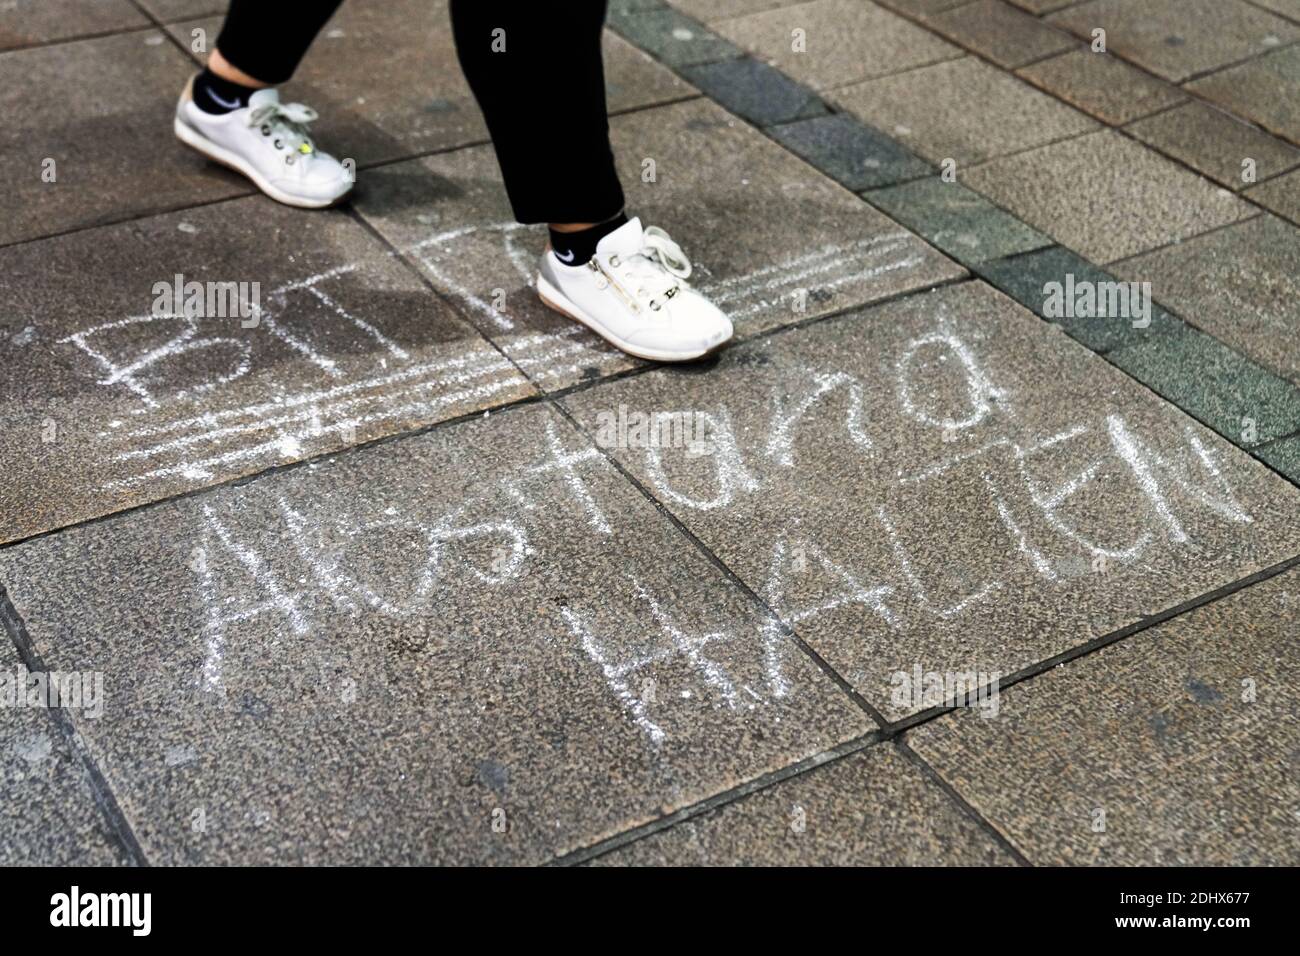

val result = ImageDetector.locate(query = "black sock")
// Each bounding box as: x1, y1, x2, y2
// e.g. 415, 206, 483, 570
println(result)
549, 213, 628, 266
192, 67, 260, 115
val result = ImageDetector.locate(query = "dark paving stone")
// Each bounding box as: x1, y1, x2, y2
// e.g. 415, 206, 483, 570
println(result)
1126, 101, 1300, 191
169, 2, 696, 169
829, 56, 1097, 166
965, 129, 1254, 263
1108, 327, 1300, 448
137, 0, 224, 21
593, 743, 1015, 864
1114, 216, 1300, 385
0, 402, 870, 864
355, 98, 962, 391
1256, 434, 1300, 484
711, 0, 963, 90
910, 566, 1300, 864
0, 0, 147, 51
561, 281, 1300, 719
922, 0, 1076, 69
769, 113, 933, 191
609, 7, 743, 67
865, 178, 1053, 266
681, 56, 825, 126
1004, 0, 1075, 12
875, 0, 977, 16
1187, 45, 1300, 146
1016, 49, 1186, 126
0, 30, 250, 247
670, 0, 789, 20
974, 246, 1186, 351
0, 635, 129, 865
1049, 0, 1299, 84
1247, 168, 1300, 223
0, 199, 532, 544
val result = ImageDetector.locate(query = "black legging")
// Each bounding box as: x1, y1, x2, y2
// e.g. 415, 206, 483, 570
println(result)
216, 1, 625, 224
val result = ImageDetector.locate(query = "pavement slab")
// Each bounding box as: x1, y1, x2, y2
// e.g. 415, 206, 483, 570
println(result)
0, 198, 534, 544
711, 0, 964, 91
0, 0, 147, 51
680, 57, 826, 126
1004, 0, 1075, 12
964, 129, 1255, 263
354, 97, 963, 391
828, 56, 1098, 166
768, 113, 934, 191
909, 566, 1300, 865
1047, 0, 1300, 84
0, 30, 249, 248
919, 0, 1077, 70
137, 0, 224, 21
1125, 101, 1300, 191
1016, 50, 1187, 126
1246, 168, 1300, 223
1186, 45, 1300, 146
0, 402, 870, 864
1257, 436, 1300, 484
1113, 215, 1300, 386
0, 635, 129, 865
668, 0, 794, 21
593, 743, 1016, 864
561, 280, 1300, 720
610, 6, 744, 67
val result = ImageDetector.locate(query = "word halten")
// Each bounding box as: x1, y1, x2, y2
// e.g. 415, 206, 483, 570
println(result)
151, 272, 261, 325
889, 665, 1000, 717
0, 669, 103, 718
50, 886, 151, 937
1041, 273, 1152, 329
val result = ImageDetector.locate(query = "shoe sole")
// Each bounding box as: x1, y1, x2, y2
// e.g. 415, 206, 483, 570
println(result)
535, 274, 730, 363
174, 115, 353, 210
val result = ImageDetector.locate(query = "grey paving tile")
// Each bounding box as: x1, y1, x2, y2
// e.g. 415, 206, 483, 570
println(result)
1256, 434, 1300, 484
1016, 49, 1187, 125
0, 636, 129, 865
593, 743, 1015, 864
0, 199, 533, 545
1126, 101, 1300, 191
964, 129, 1255, 263
828, 56, 1098, 166
1004, 0, 1075, 12
354, 98, 963, 390
1186, 45, 1300, 146
0, 30, 250, 247
974, 246, 1186, 352
610, 6, 744, 66
1048, 0, 1299, 84
169, 4, 696, 168
137, 0, 224, 21
0, 402, 870, 864
769, 113, 933, 191
0, 0, 147, 50
1114, 215, 1300, 386
1247, 167, 1300, 223
921, 0, 1077, 69
680, 56, 825, 126
712, 0, 964, 90
561, 280, 1300, 720
910, 566, 1300, 865
669, 0, 792, 21
875, 0, 975, 15
1251, 0, 1300, 21
1108, 327, 1300, 447
864, 178, 1053, 266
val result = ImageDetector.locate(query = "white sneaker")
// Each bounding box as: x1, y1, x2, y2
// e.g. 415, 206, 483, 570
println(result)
174, 77, 353, 209
536, 217, 734, 362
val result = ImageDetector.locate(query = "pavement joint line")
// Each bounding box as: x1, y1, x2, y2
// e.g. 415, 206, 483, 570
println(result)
0, 583, 150, 867
1243, 0, 1300, 26
1101, 210, 1266, 269
0, 23, 159, 56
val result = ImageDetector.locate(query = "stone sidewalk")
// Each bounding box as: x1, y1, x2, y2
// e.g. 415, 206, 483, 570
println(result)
1, 0, 1298, 865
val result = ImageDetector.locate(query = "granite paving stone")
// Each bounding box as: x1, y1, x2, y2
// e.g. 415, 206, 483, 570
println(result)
1256, 435, 1300, 484
561, 280, 1300, 719
1107, 327, 1300, 447
874, 0, 977, 17
136, 0, 225, 21
1252, 0, 1300, 22
680, 56, 826, 126
593, 743, 1015, 864
1047, 0, 1300, 84
768, 113, 934, 191
1246, 168, 1300, 223
0, 30, 250, 247
1016, 50, 1186, 126
964, 129, 1255, 262
354, 98, 963, 390
1003, 0, 1075, 13
1126, 101, 1300, 191
0, 635, 129, 865
864, 178, 1053, 266
909, 567, 1300, 865
711, 0, 964, 90
974, 245, 1186, 352
668, 0, 793, 21
1113, 215, 1300, 385
1186, 45, 1300, 146
828, 56, 1098, 166
0, 198, 533, 544
609, 6, 744, 67
0, 0, 147, 51
920, 0, 1077, 70
0, 402, 870, 864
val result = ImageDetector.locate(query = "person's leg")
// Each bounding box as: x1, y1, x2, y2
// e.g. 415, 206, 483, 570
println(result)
212, 1, 345, 88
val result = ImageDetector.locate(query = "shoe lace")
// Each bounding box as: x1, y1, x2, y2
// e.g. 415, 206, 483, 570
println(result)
608, 227, 693, 311
247, 101, 319, 162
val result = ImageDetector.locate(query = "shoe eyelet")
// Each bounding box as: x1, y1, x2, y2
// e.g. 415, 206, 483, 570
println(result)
609, 255, 620, 267
649, 301, 662, 312
274, 139, 283, 149
285, 154, 296, 165
261, 125, 271, 136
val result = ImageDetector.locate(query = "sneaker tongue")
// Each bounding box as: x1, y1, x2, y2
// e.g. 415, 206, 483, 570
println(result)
248, 88, 281, 109
595, 216, 643, 259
